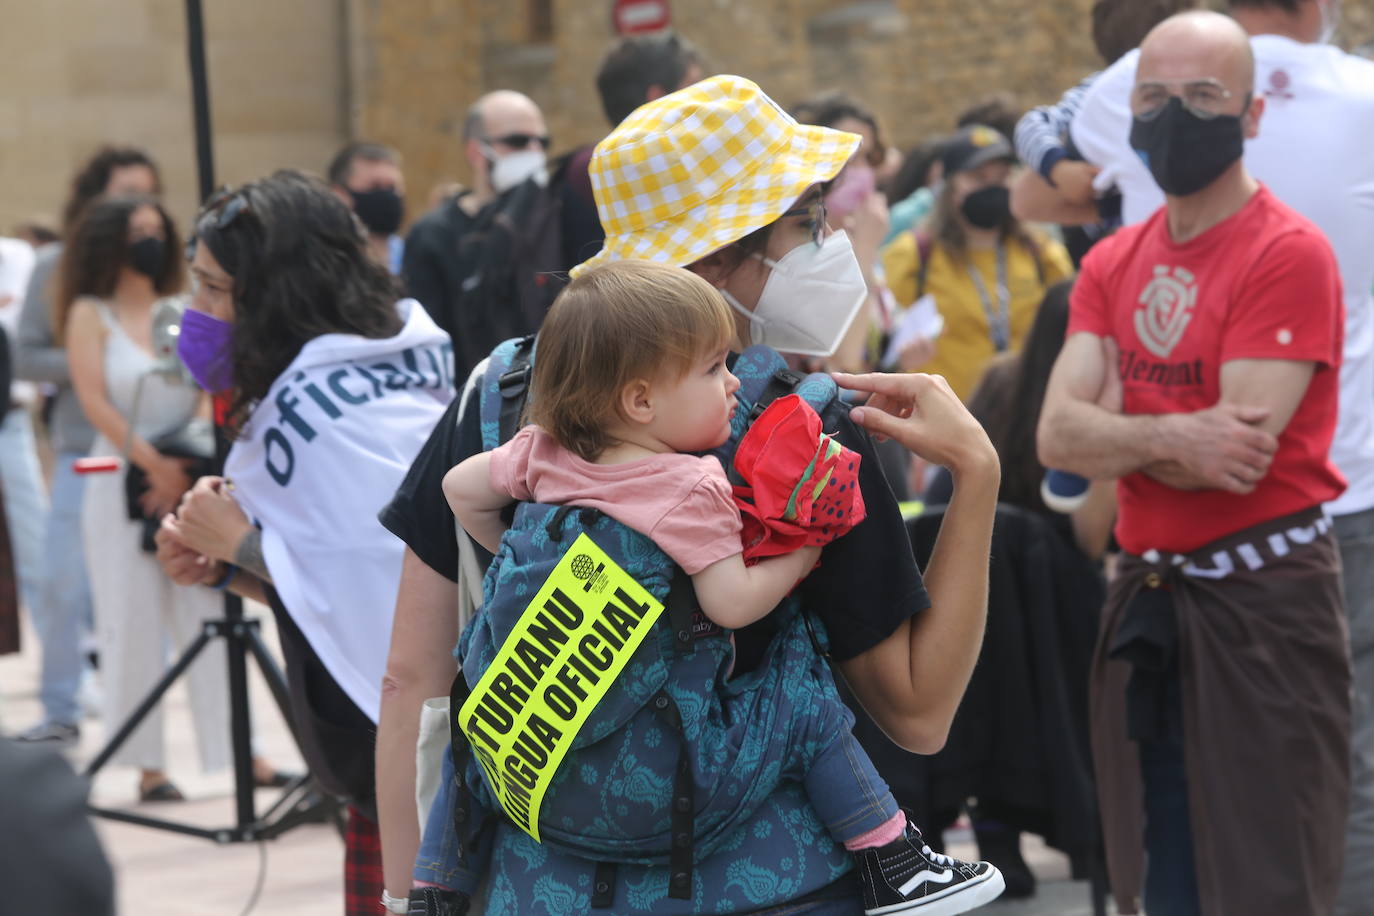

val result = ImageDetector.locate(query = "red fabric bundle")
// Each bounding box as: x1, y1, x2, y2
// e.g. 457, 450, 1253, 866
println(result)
731, 394, 866, 564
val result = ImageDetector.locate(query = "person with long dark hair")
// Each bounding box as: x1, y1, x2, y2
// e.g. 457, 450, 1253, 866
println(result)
155, 170, 452, 915
59, 195, 233, 802
9, 147, 160, 747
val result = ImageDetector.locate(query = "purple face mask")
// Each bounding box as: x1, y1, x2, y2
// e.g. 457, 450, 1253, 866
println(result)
177, 307, 235, 393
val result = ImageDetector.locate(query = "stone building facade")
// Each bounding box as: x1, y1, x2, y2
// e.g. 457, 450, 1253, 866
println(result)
351, 0, 1374, 208
1, 0, 1372, 233
0, 0, 348, 234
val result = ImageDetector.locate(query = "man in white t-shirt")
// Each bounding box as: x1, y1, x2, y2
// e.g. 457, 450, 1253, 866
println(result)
1044, 1, 1374, 910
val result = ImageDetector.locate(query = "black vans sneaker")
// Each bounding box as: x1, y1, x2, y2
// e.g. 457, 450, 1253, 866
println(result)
857, 821, 1005, 915
407, 887, 468, 916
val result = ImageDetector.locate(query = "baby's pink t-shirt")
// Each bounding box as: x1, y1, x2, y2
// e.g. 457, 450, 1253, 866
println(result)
488, 426, 744, 575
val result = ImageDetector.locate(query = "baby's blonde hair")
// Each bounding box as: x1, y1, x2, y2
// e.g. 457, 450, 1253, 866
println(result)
528, 260, 736, 461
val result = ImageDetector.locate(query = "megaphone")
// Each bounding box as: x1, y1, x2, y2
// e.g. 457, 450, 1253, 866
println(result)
150, 294, 197, 386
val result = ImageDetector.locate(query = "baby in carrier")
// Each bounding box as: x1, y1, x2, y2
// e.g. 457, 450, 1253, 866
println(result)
444, 260, 1004, 915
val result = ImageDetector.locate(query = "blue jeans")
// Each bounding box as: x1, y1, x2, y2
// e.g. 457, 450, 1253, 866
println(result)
1138, 671, 1201, 916
415, 749, 473, 889
805, 730, 900, 844
0, 409, 48, 617
1334, 506, 1374, 915
30, 453, 92, 726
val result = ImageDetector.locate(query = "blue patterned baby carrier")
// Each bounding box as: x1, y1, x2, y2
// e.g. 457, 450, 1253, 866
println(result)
445, 335, 853, 905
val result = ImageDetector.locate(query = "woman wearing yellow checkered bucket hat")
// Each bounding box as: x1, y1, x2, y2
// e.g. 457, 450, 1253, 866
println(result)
379, 75, 1002, 916
575, 75, 870, 359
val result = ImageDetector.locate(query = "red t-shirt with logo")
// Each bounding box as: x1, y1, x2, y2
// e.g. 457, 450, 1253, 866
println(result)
1067, 186, 1345, 555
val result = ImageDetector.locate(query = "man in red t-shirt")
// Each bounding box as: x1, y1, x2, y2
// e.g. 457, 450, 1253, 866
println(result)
1038, 11, 1352, 916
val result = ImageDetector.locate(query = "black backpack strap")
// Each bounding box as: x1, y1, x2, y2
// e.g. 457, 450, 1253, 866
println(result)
496, 334, 536, 445
544, 505, 604, 543
448, 673, 473, 845
726, 367, 805, 488
650, 689, 695, 900
447, 671, 494, 865
749, 367, 805, 424
590, 861, 617, 909
665, 566, 698, 656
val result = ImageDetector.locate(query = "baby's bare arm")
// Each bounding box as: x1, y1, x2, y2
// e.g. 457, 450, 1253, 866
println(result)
691, 545, 822, 629
442, 453, 512, 554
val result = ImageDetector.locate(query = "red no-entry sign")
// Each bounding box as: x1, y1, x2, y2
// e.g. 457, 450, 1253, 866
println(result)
612, 0, 671, 35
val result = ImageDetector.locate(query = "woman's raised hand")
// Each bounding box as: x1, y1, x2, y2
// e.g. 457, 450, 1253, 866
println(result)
833, 371, 999, 480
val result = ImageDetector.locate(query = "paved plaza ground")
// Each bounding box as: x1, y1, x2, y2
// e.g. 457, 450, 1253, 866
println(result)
1, 608, 1113, 915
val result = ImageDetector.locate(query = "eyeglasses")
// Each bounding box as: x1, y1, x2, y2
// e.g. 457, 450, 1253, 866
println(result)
485, 133, 552, 151
782, 196, 828, 247
1133, 78, 1241, 121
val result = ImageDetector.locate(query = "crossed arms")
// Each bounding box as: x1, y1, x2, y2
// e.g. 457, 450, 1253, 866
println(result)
1037, 331, 1314, 492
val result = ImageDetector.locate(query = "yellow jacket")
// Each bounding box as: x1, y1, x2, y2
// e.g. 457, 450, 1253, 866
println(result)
881, 231, 1073, 401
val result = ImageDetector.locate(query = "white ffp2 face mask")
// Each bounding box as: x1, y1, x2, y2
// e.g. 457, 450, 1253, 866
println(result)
486, 148, 548, 194
721, 230, 869, 358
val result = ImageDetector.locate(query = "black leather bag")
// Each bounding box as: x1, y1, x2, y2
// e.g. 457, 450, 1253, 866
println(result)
123, 420, 216, 552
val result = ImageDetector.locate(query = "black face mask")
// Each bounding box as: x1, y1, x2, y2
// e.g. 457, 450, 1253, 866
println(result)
350, 187, 405, 236
1129, 96, 1247, 197
960, 185, 1011, 230
128, 237, 165, 280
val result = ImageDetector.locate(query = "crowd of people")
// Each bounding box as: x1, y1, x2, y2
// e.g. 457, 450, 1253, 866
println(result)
1, 0, 1372, 914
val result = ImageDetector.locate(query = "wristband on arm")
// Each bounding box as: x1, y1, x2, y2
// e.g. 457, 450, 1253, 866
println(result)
208, 563, 238, 591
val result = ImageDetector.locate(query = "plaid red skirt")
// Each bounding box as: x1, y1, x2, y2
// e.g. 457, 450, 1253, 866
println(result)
344, 806, 384, 916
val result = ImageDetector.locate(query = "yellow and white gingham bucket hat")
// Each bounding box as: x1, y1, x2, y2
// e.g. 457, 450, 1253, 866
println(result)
572, 74, 861, 277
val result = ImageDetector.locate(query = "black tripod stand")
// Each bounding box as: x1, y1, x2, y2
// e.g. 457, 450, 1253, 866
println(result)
82, 592, 341, 841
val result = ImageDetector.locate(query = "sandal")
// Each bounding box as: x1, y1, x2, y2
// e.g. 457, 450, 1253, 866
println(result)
139, 780, 186, 803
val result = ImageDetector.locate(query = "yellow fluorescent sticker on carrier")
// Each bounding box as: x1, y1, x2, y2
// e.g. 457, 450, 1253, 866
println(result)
458, 532, 665, 841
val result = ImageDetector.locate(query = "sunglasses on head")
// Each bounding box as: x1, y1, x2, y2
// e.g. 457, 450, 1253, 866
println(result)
486, 133, 551, 151
200, 187, 252, 230
186, 188, 252, 261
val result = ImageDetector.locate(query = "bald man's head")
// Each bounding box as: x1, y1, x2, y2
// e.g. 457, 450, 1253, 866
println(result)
463, 90, 547, 145
462, 90, 550, 200
1129, 10, 1265, 198
1137, 11, 1256, 101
